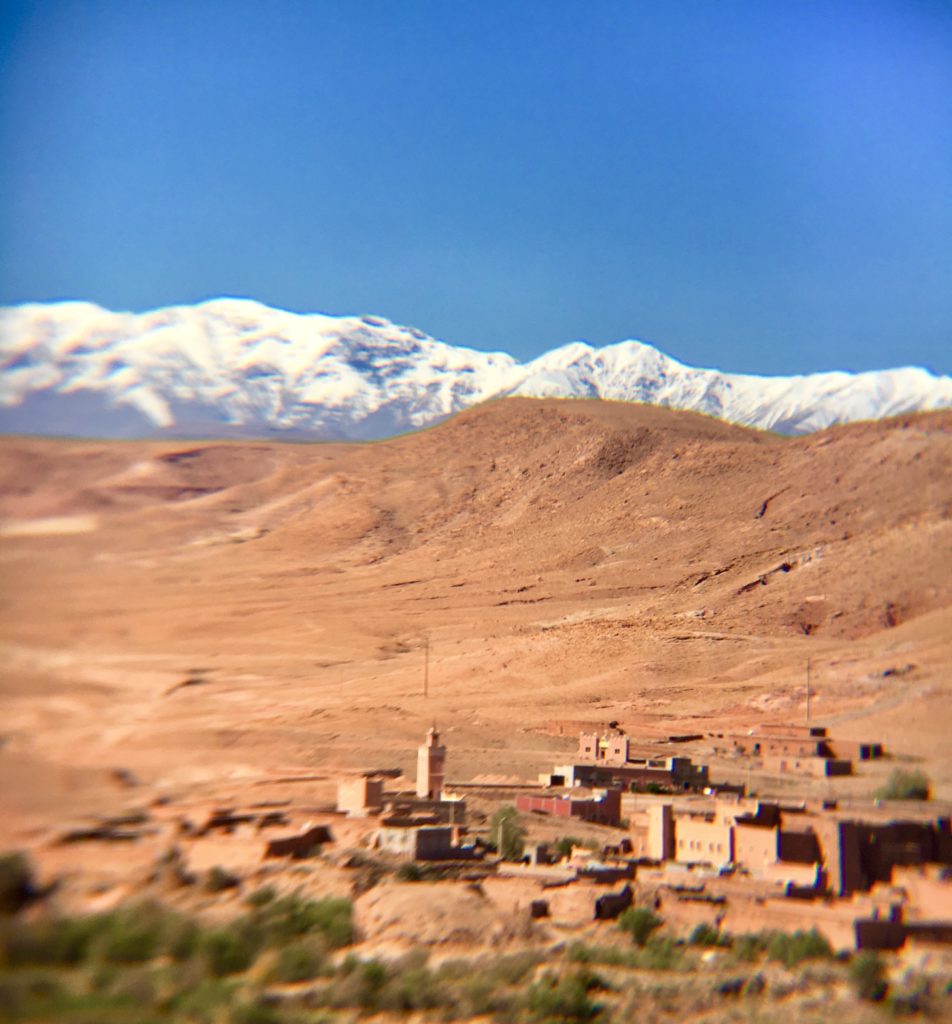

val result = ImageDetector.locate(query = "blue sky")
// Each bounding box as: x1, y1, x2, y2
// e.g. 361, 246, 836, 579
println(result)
1, 0, 950, 374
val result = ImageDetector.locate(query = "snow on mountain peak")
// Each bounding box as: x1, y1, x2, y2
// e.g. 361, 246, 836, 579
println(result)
1, 298, 949, 440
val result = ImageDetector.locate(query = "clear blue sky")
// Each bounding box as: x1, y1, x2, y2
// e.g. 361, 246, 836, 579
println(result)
1, 0, 950, 374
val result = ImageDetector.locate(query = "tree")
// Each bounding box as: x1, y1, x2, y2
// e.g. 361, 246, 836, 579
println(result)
0, 853, 35, 915
875, 769, 930, 801
553, 836, 582, 860
491, 805, 526, 861
617, 907, 663, 947
850, 951, 888, 1002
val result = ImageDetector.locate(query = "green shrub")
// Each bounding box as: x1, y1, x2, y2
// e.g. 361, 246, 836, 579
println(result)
567, 943, 639, 968
729, 933, 769, 963
526, 970, 604, 1022
245, 886, 277, 908
491, 805, 527, 861
876, 769, 930, 801
639, 935, 684, 971
567, 940, 684, 971
200, 929, 259, 977
205, 866, 241, 892
98, 908, 164, 964
553, 837, 582, 860
166, 916, 200, 962
168, 977, 240, 1019
688, 922, 725, 947
268, 941, 323, 983
850, 951, 888, 1002
230, 998, 282, 1024
378, 965, 445, 1012
396, 862, 424, 882
2, 915, 102, 966
483, 950, 545, 985
766, 928, 833, 968
618, 906, 663, 946
325, 956, 390, 1010
0, 852, 35, 915
252, 894, 353, 948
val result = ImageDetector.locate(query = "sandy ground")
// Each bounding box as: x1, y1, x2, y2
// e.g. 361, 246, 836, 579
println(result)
0, 399, 950, 853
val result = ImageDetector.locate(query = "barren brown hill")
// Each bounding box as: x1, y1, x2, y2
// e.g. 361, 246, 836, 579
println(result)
1, 398, 950, 836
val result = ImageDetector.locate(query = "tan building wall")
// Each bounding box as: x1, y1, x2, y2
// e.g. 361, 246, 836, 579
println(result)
376, 824, 454, 860
890, 865, 952, 920
338, 777, 384, 818
647, 803, 674, 861
734, 823, 778, 874
416, 728, 446, 799
675, 819, 734, 865
579, 731, 629, 764
720, 896, 858, 951
762, 754, 851, 777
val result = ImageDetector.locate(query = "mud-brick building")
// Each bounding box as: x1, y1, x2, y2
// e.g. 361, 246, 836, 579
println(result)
516, 788, 622, 826
338, 775, 386, 818
713, 724, 882, 777
374, 817, 473, 860
805, 813, 952, 896
544, 729, 709, 792
626, 795, 951, 900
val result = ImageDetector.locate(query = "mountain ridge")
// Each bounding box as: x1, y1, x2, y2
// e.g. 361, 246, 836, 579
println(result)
2, 297, 950, 439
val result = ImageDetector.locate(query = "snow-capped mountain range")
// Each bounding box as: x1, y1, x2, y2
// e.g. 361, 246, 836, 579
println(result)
1, 298, 950, 439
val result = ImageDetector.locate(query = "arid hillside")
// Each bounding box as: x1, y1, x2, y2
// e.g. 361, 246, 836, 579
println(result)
1, 398, 951, 832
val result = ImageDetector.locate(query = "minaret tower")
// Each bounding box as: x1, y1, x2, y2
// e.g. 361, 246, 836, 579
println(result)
416, 725, 446, 799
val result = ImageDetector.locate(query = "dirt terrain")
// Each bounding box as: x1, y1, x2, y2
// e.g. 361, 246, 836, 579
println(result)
1, 398, 950, 841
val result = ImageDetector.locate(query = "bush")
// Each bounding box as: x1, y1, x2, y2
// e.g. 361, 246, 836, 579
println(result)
252, 894, 353, 948
567, 943, 640, 968
850, 950, 888, 1002
2, 915, 102, 966
0, 853, 35, 915
168, 977, 240, 1019
396, 863, 424, 882
729, 933, 769, 963
245, 886, 277, 907
378, 964, 444, 1012
639, 935, 683, 971
205, 866, 241, 892
553, 837, 582, 860
268, 941, 323, 983
230, 998, 282, 1024
526, 970, 604, 1022
200, 929, 259, 977
876, 769, 930, 801
325, 956, 390, 1010
688, 922, 725, 947
618, 906, 663, 947
766, 928, 833, 968
491, 806, 527, 861
166, 916, 200, 962
98, 908, 165, 964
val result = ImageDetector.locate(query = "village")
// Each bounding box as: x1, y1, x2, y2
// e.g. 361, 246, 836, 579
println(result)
29, 716, 952, 959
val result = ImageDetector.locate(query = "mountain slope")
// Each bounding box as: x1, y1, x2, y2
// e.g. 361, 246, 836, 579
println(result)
1, 402, 951, 811
2, 298, 950, 438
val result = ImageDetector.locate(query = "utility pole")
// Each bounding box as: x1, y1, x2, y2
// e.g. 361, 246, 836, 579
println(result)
806, 658, 812, 723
